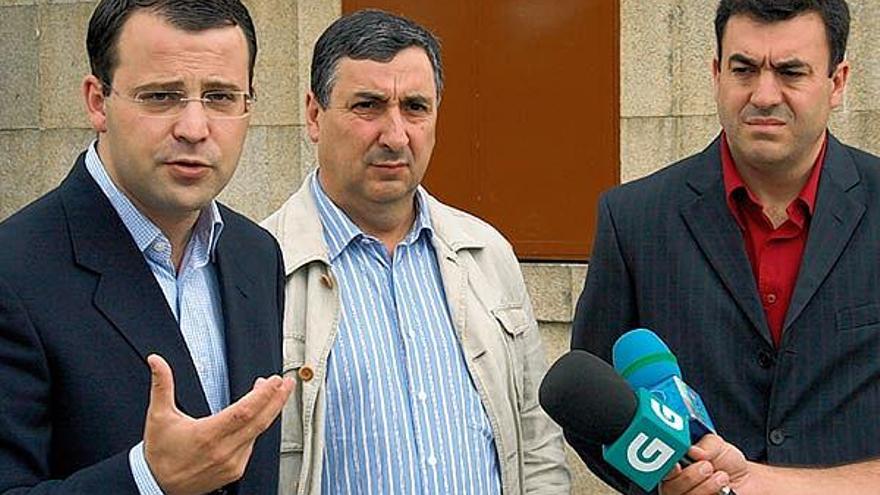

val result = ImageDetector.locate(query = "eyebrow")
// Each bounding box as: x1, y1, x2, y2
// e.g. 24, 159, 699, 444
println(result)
352, 91, 388, 102
131, 79, 244, 93
771, 59, 811, 72
728, 53, 811, 72
728, 53, 759, 67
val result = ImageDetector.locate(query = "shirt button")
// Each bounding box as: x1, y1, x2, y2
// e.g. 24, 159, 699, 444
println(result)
766, 293, 777, 304
298, 366, 314, 382
757, 351, 775, 369
769, 428, 786, 446
417, 391, 427, 401
427, 455, 437, 466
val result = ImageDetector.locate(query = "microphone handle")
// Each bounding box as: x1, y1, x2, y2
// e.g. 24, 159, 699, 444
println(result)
678, 455, 738, 495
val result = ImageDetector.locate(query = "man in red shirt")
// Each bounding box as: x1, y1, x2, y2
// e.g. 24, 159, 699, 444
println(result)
567, 1, 880, 494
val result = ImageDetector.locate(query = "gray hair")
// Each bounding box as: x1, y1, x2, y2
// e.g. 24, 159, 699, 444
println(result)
310, 9, 444, 108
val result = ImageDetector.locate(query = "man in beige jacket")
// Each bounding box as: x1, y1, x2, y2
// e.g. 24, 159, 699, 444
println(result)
262, 9, 569, 495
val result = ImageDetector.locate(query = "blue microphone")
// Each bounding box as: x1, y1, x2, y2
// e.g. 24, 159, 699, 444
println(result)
539, 350, 734, 494
613, 328, 716, 441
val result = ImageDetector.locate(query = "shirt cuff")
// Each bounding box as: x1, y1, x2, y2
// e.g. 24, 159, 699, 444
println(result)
129, 441, 165, 495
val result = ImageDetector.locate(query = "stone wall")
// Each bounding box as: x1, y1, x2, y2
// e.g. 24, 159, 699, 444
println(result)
2, 1, 879, 493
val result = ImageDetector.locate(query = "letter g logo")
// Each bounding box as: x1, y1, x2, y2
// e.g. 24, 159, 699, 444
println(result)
626, 433, 676, 473
650, 397, 685, 431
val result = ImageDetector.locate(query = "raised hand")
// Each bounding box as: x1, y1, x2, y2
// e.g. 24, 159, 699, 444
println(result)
142, 354, 294, 495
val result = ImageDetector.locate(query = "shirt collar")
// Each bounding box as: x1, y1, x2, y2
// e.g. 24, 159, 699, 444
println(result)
84, 140, 224, 262
309, 169, 434, 262
721, 130, 826, 224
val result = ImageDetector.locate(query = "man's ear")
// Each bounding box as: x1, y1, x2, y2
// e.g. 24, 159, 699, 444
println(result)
712, 58, 721, 101
829, 60, 850, 109
83, 75, 108, 133
305, 92, 322, 144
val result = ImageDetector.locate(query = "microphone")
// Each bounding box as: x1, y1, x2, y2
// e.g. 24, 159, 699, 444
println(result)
613, 328, 716, 440
539, 350, 735, 494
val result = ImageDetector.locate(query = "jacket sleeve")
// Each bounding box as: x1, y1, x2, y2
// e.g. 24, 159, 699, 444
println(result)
569, 194, 653, 495
518, 292, 572, 494
0, 276, 138, 494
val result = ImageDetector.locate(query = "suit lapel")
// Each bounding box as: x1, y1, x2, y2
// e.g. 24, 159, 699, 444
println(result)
679, 140, 773, 345
62, 156, 211, 418
214, 226, 259, 402
784, 136, 864, 333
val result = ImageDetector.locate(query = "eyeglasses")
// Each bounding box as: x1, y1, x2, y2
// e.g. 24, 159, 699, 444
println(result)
104, 85, 255, 119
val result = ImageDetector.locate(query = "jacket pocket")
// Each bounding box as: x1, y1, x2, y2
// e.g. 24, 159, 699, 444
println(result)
491, 304, 530, 408
836, 303, 880, 332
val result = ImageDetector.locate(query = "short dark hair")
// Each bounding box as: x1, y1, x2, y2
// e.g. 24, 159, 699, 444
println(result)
310, 9, 444, 108
87, 0, 258, 93
715, 0, 850, 76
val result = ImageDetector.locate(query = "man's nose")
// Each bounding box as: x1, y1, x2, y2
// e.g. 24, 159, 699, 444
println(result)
378, 107, 409, 151
750, 70, 784, 109
171, 100, 210, 143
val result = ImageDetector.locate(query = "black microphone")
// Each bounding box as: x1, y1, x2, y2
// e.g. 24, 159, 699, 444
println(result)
539, 350, 735, 494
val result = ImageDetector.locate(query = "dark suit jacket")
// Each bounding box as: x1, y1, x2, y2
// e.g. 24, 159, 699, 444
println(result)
0, 153, 285, 494
570, 134, 880, 493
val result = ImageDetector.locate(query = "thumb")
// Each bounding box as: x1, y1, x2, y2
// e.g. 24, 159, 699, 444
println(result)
147, 354, 177, 415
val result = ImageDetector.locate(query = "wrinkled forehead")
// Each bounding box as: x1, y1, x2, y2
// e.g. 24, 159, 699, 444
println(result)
331, 47, 437, 101
720, 12, 831, 67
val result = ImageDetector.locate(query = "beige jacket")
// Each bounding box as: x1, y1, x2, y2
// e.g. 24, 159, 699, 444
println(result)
262, 177, 570, 495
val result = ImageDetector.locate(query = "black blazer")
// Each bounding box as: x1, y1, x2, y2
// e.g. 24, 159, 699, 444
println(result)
570, 134, 880, 493
0, 153, 285, 494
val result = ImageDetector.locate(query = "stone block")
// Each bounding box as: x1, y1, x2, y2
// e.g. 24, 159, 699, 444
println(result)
620, 116, 677, 183
620, 0, 676, 118
220, 124, 302, 222
523, 264, 573, 323
246, 0, 299, 127
844, 2, 880, 113
295, 0, 341, 110
674, 114, 721, 159
538, 321, 570, 364
0, 128, 92, 221
672, 0, 716, 116
0, 5, 39, 130
570, 264, 588, 317
830, 110, 880, 157
38, 2, 93, 129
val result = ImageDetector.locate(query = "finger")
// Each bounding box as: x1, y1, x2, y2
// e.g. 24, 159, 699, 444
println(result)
147, 354, 178, 415
208, 375, 294, 441
689, 433, 725, 461
661, 460, 714, 495
687, 471, 731, 495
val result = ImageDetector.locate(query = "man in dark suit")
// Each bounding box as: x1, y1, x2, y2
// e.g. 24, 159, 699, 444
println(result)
570, 1, 880, 494
0, 1, 292, 493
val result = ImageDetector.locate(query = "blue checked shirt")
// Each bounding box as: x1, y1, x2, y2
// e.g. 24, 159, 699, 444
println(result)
312, 173, 502, 495
84, 142, 228, 494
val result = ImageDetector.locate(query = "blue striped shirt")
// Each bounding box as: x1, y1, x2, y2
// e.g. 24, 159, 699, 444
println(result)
84, 142, 229, 494
311, 172, 502, 495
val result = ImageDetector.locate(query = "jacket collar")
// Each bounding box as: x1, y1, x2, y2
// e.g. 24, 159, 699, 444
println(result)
60, 154, 212, 417
681, 132, 864, 345
269, 169, 485, 275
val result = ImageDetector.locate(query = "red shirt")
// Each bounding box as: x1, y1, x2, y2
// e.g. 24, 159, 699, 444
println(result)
721, 132, 827, 347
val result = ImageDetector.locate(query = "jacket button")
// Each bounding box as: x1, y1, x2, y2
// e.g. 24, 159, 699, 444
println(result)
320, 272, 334, 289
769, 428, 786, 446
757, 351, 775, 369
298, 366, 314, 382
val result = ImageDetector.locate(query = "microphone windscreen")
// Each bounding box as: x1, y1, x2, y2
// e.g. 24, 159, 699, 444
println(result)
613, 328, 681, 389
539, 350, 638, 445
